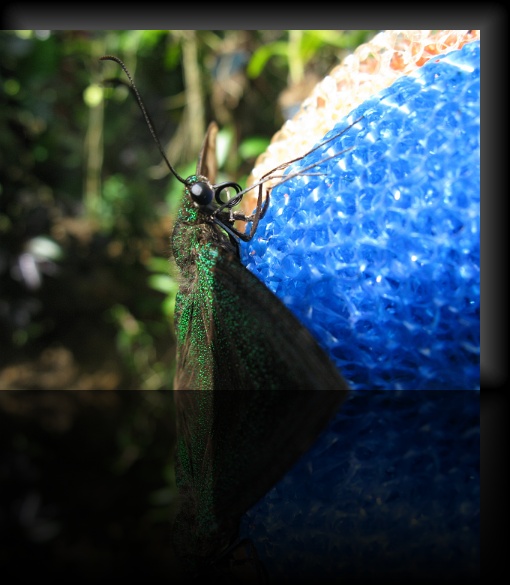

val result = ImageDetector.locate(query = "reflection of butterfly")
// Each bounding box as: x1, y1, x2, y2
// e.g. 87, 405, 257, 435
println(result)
100, 55, 350, 580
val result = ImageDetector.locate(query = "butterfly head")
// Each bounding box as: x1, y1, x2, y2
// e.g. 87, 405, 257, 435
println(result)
185, 175, 215, 207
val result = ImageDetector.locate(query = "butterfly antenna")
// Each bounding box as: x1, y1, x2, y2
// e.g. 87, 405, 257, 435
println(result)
100, 55, 187, 185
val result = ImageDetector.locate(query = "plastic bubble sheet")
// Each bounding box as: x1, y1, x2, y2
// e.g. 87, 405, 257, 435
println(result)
241, 40, 480, 390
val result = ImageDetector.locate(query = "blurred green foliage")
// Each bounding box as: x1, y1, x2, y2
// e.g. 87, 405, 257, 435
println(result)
0, 30, 376, 389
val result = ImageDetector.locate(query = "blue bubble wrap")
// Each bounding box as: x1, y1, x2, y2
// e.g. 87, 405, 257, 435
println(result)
238, 41, 480, 582
240, 390, 479, 582
241, 41, 480, 391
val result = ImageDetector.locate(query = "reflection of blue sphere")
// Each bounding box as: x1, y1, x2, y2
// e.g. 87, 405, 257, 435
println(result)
239, 40, 480, 582
241, 41, 480, 391
240, 390, 479, 582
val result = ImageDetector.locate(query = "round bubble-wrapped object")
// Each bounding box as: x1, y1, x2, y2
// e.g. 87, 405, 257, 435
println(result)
238, 38, 480, 583
241, 40, 480, 391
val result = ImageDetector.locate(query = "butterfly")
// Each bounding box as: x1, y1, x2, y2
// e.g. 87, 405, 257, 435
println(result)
100, 55, 350, 580
171, 119, 352, 392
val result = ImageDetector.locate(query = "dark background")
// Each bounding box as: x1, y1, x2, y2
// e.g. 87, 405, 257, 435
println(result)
0, 391, 181, 583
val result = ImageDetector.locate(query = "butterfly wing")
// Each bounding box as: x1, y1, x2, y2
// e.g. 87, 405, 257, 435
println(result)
196, 121, 218, 181
173, 244, 349, 391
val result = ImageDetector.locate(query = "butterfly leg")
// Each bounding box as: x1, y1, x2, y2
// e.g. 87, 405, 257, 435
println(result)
232, 183, 270, 242
211, 186, 269, 245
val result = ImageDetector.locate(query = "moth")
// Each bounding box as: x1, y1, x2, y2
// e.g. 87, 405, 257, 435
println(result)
171, 118, 352, 391
100, 55, 350, 579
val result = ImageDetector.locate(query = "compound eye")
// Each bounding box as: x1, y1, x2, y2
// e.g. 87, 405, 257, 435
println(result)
189, 181, 214, 206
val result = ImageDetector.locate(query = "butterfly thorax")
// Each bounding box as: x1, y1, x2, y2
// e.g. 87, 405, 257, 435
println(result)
172, 182, 237, 282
